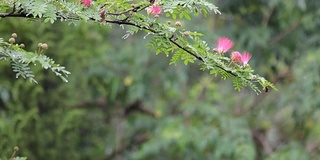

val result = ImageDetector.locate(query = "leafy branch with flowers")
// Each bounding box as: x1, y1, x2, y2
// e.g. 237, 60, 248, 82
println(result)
0, 0, 276, 94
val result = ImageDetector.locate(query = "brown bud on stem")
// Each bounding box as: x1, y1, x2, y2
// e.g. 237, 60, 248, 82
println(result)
11, 33, 17, 38
175, 21, 182, 27
14, 146, 19, 152
183, 31, 190, 36
9, 37, 15, 44
41, 43, 48, 50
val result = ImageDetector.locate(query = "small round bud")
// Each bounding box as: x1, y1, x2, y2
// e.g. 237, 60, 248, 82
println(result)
41, 43, 48, 50
167, 21, 171, 25
14, 146, 19, 152
175, 21, 182, 27
11, 33, 17, 38
183, 31, 190, 36
123, 76, 133, 87
9, 37, 15, 44
154, 14, 159, 19
19, 43, 25, 48
150, 0, 155, 4
38, 43, 43, 48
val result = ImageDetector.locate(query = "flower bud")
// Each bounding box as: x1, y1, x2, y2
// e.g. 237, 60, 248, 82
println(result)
38, 43, 43, 48
175, 21, 182, 27
9, 37, 15, 44
183, 31, 190, 36
81, 0, 92, 8
154, 14, 159, 19
14, 146, 19, 152
41, 43, 48, 50
11, 33, 17, 38
19, 43, 25, 48
167, 21, 171, 25
100, 9, 106, 22
230, 51, 242, 63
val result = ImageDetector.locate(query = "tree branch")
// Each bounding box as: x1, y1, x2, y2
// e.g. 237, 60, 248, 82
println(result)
72, 98, 107, 109
261, 5, 275, 27
252, 130, 273, 156
168, 36, 203, 61
104, 133, 149, 160
269, 20, 301, 44
124, 100, 156, 117
0, 12, 32, 18
0, 4, 246, 81
103, 3, 149, 15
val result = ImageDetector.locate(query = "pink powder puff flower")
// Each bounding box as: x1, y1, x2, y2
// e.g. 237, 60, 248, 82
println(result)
81, 0, 92, 7
146, 5, 162, 15
241, 51, 252, 66
213, 37, 234, 54
231, 51, 242, 63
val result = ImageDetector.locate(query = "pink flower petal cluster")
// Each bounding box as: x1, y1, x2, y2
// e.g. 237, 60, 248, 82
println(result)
146, 5, 162, 15
100, 9, 106, 22
213, 37, 234, 54
81, 0, 92, 7
231, 51, 252, 66
241, 52, 252, 66
231, 51, 242, 63
212, 37, 253, 66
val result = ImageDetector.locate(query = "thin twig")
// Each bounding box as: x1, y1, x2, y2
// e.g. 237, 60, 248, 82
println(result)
269, 20, 301, 44
261, 5, 275, 27
0, 12, 32, 18
168, 36, 203, 61
124, 100, 156, 117
104, 134, 149, 160
104, 4, 148, 15
252, 130, 273, 156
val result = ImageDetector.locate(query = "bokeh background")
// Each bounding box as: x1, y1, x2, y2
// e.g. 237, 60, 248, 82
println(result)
1, 0, 320, 159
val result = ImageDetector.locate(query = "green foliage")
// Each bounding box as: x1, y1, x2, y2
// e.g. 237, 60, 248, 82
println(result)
0, 38, 70, 83
0, 146, 27, 160
0, 0, 275, 93
131, 97, 256, 160
2, 0, 320, 160
162, 0, 221, 18
266, 143, 310, 160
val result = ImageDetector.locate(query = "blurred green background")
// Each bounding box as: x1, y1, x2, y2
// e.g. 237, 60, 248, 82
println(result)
1, 0, 320, 159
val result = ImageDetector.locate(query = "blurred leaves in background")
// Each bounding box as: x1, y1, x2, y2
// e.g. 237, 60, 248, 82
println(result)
1, 0, 320, 159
